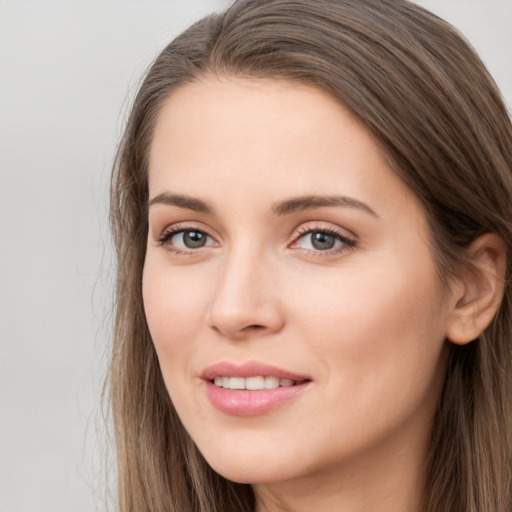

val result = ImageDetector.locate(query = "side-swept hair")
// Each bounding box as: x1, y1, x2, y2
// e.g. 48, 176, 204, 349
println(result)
109, 1, 512, 510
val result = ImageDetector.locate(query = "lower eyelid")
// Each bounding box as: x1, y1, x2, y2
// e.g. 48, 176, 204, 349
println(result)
292, 243, 354, 255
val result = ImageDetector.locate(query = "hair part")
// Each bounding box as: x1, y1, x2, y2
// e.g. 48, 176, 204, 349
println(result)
109, 1, 512, 510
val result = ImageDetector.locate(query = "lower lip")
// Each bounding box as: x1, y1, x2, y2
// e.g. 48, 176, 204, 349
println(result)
204, 380, 310, 416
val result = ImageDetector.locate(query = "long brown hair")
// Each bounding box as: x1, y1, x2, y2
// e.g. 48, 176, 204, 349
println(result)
109, 1, 512, 510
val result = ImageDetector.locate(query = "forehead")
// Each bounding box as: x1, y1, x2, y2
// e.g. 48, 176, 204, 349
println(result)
148, 77, 417, 220
149, 78, 352, 168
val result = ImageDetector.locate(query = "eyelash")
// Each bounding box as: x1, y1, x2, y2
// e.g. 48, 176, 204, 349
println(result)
156, 223, 356, 256
291, 225, 356, 256
156, 223, 215, 255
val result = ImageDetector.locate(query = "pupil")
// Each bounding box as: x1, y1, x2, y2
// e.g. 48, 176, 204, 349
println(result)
183, 231, 206, 248
311, 231, 335, 250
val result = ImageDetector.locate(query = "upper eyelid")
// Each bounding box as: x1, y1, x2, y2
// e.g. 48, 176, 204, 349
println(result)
292, 229, 355, 246
293, 222, 356, 240
156, 222, 216, 239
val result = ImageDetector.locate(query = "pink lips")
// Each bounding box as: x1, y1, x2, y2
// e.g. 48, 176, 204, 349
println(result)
201, 361, 311, 416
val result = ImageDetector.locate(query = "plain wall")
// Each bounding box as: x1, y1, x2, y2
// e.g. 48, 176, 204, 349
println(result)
0, 1, 510, 511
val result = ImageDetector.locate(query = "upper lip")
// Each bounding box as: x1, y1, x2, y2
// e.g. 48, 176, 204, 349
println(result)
201, 361, 311, 381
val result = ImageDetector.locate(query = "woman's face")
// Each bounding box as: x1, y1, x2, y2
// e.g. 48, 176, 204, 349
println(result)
143, 78, 453, 490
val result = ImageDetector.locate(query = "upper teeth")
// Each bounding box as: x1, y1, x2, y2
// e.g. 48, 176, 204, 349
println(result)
213, 376, 295, 390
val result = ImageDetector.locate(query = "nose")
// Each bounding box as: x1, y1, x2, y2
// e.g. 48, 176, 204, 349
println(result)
206, 249, 285, 340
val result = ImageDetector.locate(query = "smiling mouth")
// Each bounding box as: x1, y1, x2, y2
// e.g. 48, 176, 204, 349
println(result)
202, 362, 312, 414
212, 376, 307, 390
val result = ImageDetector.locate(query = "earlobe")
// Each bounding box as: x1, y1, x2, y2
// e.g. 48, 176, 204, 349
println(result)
446, 233, 507, 345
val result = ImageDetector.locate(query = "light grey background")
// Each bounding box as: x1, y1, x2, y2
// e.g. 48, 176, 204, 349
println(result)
0, 1, 510, 511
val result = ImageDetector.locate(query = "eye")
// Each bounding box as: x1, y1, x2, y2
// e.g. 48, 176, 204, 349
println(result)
291, 227, 356, 254
171, 230, 210, 249
299, 231, 340, 250
157, 226, 217, 252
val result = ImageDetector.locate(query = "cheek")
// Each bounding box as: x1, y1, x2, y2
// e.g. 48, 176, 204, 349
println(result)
290, 258, 448, 397
142, 260, 210, 366
142, 260, 214, 422
295, 258, 443, 332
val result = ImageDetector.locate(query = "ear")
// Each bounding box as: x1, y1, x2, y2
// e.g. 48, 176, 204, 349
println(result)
446, 233, 506, 345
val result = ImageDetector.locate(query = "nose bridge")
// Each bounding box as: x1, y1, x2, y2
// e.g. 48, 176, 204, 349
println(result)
207, 239, 283, 338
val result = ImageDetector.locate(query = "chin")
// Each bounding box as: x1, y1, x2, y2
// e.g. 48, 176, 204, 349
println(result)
196, 438, 305, 485
206, 457, 296, 485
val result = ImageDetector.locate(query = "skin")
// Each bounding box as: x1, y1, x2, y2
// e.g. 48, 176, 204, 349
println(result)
143, 77, 460, 512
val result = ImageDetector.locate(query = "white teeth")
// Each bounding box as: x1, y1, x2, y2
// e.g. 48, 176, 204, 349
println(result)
229, 377, 245, 390
264, 376, 279, 389
213, 375, 298, 390
246, 376, 265, 390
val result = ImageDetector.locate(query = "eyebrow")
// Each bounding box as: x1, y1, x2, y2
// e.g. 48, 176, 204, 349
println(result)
272, 195, 378, 217
147, 192, 378, 218
148, 193, 213, 213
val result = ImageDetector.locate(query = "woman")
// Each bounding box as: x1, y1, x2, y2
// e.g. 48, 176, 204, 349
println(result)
109, 0, 512, 510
